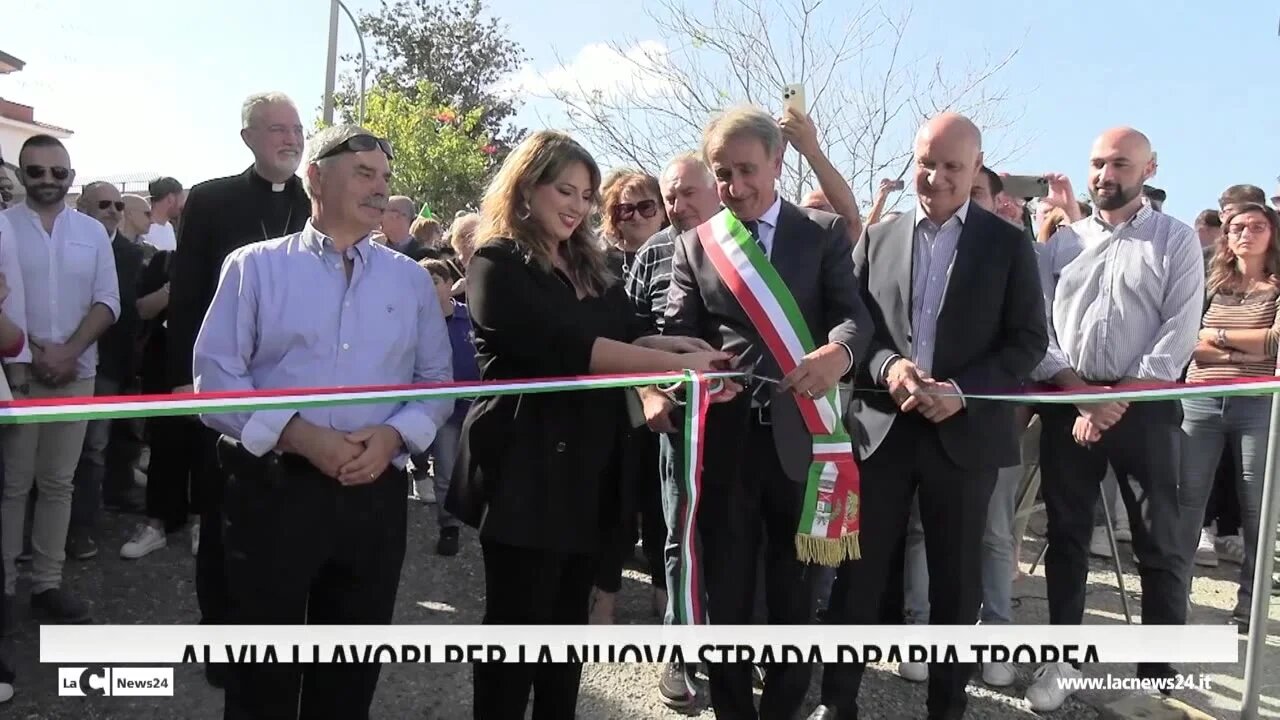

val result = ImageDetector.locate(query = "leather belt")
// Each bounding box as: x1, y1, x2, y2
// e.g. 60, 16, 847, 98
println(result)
752, 403, 772, 426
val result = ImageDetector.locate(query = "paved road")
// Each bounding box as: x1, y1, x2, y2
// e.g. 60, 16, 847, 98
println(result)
2, 502, 1276, 719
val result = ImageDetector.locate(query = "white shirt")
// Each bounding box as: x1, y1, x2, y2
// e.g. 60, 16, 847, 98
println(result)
1, 204, 121, 379
145, 221, 176, 251
0, 213, 30, 364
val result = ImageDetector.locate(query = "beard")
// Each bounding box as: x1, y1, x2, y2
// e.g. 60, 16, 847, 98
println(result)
1090, 181, 1140, 211
23, 183, 69, 208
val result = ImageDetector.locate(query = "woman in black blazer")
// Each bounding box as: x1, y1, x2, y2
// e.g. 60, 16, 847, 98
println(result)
446, 131, 737, 720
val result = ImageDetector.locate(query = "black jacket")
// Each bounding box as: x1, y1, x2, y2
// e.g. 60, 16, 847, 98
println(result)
167, 166, 309, 387
445, 239, 640, 555
847, 204, 1048, 469
96, 231, 146, 382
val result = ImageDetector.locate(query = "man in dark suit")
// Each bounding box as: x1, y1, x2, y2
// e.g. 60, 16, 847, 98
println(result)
664, 105, 872, 720
167, 91, 310, 686
809, 112, 1047, 720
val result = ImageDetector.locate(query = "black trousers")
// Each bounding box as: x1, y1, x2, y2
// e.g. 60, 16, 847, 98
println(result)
144, 417, 204, 532
474, 539, 594, 720
821, 413, 995, 720
701, 416, 816, 720
595, 428, 666, 593
1038, 401, 1187, 672
196, 426, 229, 626
218, 442, 407, 720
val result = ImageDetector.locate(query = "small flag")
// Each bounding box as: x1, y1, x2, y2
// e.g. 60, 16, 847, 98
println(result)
418, 203, 433, 219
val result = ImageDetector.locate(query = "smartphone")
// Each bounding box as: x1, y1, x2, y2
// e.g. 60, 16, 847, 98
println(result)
783, 83, 806, 115
1002, 175, 1049, 199
889, 179, 905, 192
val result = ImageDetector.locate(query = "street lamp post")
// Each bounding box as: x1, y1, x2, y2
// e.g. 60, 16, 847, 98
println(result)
321, 0, 368, 126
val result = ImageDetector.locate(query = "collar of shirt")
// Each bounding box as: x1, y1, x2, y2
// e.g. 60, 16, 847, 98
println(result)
1088, 202, 1154, 233
299, 221, 374, 264
12, 201, 70, 229
750, 194, 783, 255
913, 199, 970, 231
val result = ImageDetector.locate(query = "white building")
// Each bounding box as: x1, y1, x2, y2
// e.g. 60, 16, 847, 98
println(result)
0, 50, 74, 204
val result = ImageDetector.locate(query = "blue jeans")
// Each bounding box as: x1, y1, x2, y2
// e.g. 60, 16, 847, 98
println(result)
658, 433, 707, 625
903, 463, 1022, 625
429, 417, 463, 529
1179, 396, 1269, 616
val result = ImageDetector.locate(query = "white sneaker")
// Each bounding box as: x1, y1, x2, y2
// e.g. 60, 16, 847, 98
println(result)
982, 661, 1017, 687
1089, 527, 1113, 558
0, 681, 12, 703
1195, 528, 1219, 567
897, 662, 928, 682
120, 524, 167, 560
1216, 534, 1245, 565
190, 522, 201, 557
415, 479, 436, 504
1026, 662, 1082, 712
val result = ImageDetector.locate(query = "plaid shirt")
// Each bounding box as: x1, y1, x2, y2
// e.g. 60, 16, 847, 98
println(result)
624, 227, 677, 336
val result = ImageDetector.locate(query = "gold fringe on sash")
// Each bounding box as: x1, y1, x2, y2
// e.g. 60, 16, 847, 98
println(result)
794, 532, 860, 567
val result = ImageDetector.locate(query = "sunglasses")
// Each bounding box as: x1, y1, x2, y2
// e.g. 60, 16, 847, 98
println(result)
98, 200, 125, 212
316, 134, 395, 161
23, 165, 71, 181
612, 199, 659, 222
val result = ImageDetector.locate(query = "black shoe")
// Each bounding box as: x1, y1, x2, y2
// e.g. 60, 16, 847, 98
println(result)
658, 661, 697, 710
806, 705, 838, 720
66, 535, 98, 561
1137, 663, 1177, 695
204, 663, 225, 689
436, 527, 460, 556
30, 588, 92, 624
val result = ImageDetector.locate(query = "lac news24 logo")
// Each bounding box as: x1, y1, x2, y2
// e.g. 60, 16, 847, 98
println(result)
58, 666, 174, 697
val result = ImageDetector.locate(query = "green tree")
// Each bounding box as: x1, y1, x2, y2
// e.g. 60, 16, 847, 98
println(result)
341, 0, 526, 154
332, 80, 497, 219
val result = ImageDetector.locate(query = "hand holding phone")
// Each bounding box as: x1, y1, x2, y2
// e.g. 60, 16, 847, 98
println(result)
783, 84, 806, 115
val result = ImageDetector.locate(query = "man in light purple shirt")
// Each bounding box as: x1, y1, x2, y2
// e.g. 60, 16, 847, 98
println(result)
193, 124, 452, 719
1, 135, 119, 625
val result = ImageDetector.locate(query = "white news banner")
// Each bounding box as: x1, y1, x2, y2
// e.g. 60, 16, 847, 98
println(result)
42, 625, 1238, 666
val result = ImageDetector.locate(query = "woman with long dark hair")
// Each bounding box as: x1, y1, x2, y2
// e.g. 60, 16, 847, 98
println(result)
445, 130, 738, 719
1179, 202, 1280, 629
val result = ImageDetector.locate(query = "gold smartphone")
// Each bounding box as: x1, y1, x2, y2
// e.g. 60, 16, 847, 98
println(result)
783, 83, 806, 114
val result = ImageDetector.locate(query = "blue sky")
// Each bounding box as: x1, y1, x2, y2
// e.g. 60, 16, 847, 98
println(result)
3, 0, 1277, 221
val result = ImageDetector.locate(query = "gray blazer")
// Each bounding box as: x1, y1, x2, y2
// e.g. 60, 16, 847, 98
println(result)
664, 199, 873, 483
846, 205, 1048, 470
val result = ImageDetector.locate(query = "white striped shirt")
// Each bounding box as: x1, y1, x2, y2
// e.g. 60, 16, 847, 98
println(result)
1033, 204, 1204, 383
625, 227, 677, 334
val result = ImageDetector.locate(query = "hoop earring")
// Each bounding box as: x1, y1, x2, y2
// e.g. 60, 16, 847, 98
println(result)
516, 201, 531, 221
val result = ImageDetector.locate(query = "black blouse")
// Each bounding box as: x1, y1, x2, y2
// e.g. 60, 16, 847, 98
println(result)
446, 238, 641, 555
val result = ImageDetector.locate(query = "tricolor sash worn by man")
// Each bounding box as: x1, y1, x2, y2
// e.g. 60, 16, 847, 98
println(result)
664, 105, 872, 720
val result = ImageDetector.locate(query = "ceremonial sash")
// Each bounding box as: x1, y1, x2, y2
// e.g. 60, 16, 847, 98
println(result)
695, 209, 861, 566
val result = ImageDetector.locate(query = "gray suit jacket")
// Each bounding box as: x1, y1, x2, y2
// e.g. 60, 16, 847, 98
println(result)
846, 205, 1048, 469
664, 199, 873, 483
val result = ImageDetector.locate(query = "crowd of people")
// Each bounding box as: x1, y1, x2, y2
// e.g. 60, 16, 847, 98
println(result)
0, 86, 1276, 720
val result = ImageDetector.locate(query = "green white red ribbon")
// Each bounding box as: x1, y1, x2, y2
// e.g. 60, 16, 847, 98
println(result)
697, 209, 861, 567
673, 371, 709, 625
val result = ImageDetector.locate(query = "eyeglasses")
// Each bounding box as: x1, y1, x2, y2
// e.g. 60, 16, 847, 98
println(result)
1227, 222, 1271, 237
316, 134, 395, 161
612, 199, 659, 222
23, 165, 71, 181
97, 200, 125, 212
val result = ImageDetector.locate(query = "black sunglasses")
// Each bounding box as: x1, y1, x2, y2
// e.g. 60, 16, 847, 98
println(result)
613, 199, 659, 222
23, 165, 71, 181
98, 200, 124, 212
317, 134, 394, 161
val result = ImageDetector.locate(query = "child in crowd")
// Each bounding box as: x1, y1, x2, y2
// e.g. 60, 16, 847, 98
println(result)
419, 259, 480, 556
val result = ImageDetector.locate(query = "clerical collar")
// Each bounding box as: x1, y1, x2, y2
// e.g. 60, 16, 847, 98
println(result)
271, 182, 285, 192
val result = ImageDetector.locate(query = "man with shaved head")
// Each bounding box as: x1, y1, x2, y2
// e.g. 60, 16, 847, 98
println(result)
1025, 127, 1202, 711
810, 112, 1047, 720
70, 182, 147, 557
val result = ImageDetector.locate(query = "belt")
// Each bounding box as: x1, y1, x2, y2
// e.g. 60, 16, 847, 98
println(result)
751, 403, 772, 426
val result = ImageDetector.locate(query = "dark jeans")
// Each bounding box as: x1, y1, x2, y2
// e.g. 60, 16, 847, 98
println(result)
1039, 401, 1187, 675
821, 413, 995, 720
195, 427, 228, 626
1205, 448, 1241, 535
218, 441, 406, 720
70, 375, 140, 539
474, 539, 594, 719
